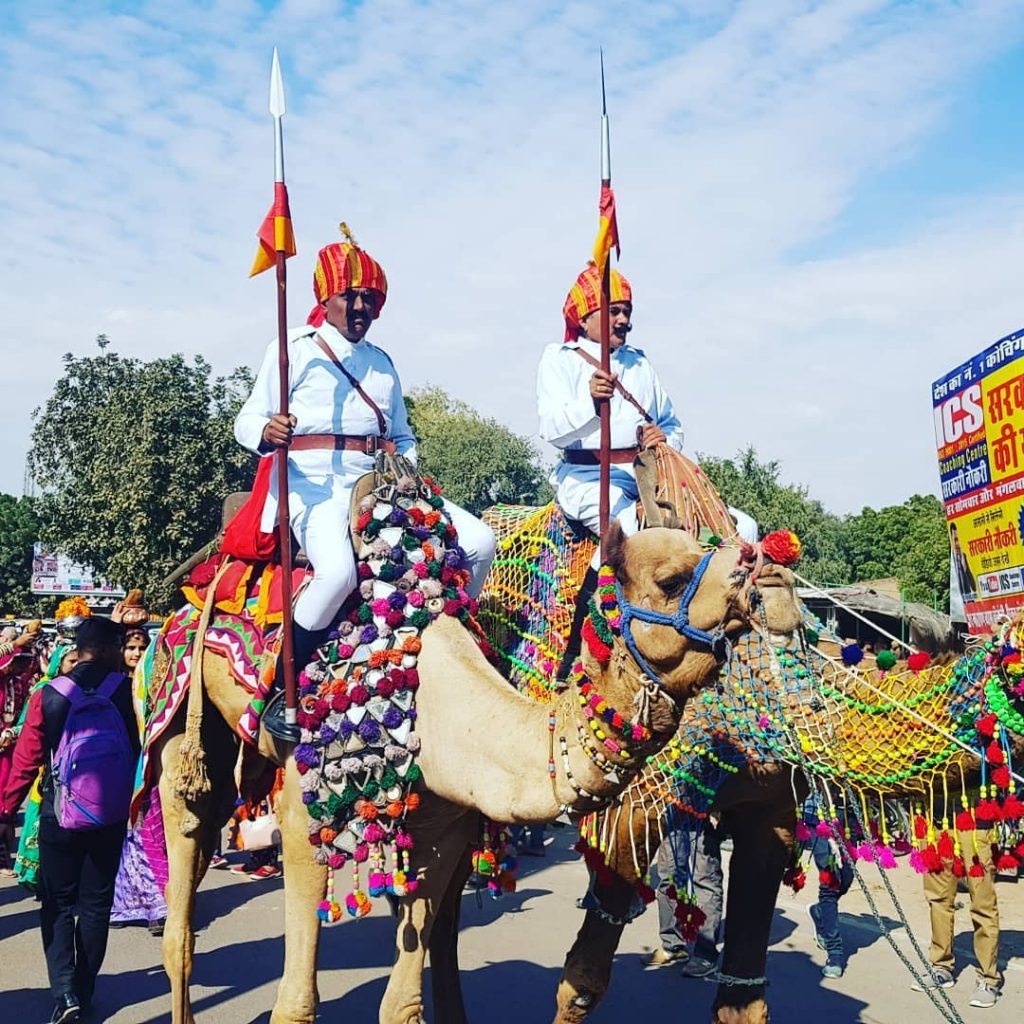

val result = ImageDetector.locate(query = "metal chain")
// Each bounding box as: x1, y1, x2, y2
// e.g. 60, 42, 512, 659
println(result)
706, 971, 768, 987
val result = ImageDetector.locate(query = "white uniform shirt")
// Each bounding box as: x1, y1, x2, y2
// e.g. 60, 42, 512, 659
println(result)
537, 338, 684, 522
235, 321, 417, 531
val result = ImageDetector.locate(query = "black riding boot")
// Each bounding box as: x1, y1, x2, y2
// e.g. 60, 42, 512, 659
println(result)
557, 566, 600, 682
263, 623, 328, 742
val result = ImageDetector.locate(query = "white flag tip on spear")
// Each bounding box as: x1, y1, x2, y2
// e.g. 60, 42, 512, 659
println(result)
269, 46, 286, 118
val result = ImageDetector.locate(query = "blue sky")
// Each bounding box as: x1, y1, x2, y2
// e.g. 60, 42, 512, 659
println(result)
2, 0, 1024, 515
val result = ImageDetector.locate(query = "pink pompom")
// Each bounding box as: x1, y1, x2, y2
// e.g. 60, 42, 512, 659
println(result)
877, 845, 897, 869
795, 822, 812, 842
909, 849, 927, 874
816, 820, 833, 838
353, 843, 370, 863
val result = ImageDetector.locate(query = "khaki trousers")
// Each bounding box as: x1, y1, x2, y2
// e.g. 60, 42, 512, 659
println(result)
922, 829, 1001, 986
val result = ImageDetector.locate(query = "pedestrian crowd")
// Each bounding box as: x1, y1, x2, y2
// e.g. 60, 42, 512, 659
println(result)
0, 606, 284, 1024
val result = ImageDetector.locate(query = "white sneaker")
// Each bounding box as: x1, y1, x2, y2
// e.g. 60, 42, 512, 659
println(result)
968, 982, 1000, 1008
911, 966, 954, 991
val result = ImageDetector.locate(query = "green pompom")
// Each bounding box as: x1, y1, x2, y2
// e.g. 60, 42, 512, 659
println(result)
876, 649, 897, 671
405, 763, 423, 783
804, 628, 819, 646
410, 609, 430, 629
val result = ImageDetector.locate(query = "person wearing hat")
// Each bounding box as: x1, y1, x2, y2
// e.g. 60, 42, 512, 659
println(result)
234, 233, 495, 737
0, 617, 138, 1024
538, 263, 686, 676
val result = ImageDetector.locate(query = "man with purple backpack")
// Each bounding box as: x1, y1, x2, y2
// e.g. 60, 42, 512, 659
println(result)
0, 617, 139, 1024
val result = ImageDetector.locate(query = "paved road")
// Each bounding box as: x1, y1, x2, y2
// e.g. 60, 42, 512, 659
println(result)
1, 828, 1021, 1023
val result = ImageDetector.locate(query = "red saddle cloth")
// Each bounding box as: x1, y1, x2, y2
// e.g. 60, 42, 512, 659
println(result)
221, 456, 278, 561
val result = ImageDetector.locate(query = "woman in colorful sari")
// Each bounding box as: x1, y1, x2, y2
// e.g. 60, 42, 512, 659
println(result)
111, 622, 169, 936
12, 640, 78, 890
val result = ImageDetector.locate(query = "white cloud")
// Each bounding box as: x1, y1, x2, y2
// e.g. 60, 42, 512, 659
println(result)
2, 0, 1024, 518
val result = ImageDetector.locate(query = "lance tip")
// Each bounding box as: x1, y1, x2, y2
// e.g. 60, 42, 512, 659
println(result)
269, 46, 286, 118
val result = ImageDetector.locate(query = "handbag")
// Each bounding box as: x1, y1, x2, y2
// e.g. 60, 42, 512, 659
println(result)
238, 809, 281, 851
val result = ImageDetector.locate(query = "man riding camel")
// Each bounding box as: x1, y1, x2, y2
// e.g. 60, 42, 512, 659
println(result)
235, 233, 496, 738
538, 262, 757, 678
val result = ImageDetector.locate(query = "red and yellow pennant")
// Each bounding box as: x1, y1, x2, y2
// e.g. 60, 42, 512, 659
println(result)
249, 181, 296, 276
592, 183, 620, 277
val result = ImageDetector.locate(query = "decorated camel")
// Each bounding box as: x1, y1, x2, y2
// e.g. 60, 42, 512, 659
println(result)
143, 461, 803, 1024
550, 623, 1024, 1024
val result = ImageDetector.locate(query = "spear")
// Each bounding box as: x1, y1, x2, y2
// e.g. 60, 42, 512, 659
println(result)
598, 49, 613, 535
269, 48, 297, 728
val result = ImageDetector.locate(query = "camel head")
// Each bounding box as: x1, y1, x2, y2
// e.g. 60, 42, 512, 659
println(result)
603, 522, 802, 702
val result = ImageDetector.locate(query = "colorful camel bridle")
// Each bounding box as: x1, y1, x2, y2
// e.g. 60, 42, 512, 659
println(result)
613, 529, 802, 688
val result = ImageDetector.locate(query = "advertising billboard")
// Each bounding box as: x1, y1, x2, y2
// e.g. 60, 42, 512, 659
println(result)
933, 328, 1024, 632
30, 542, 125, 598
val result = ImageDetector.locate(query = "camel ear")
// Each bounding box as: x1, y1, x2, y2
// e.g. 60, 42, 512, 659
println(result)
602, 520, 628, 577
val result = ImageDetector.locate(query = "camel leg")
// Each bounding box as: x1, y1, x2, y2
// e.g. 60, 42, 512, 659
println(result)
379, 799, 475, 1024
427, 849, 474, 1024
159, 710, 239, 1024
711, 797, 796, 1024
270, 759, 327, 1024
553, 879, 629, 1024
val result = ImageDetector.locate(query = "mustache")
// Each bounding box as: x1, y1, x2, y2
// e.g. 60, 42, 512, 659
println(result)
612, 323, 632, 335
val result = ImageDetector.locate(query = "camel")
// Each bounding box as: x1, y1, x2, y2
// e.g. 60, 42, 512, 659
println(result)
552, 629, 1024, 1024
151, 518, 803, 1024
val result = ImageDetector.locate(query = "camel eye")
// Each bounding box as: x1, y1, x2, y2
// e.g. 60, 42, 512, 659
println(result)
657, 574, 688, 598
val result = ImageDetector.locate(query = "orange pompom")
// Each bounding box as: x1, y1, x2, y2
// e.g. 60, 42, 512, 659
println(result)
403, 637, 423, 654
357, 801, 378, 820
319, 827, 338, 844
386, 801, 405, 818
404, 793, 421, 811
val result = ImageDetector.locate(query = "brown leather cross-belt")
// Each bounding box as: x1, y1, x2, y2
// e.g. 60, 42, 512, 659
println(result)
563, 447, 638, 466
290, 433, 397, 454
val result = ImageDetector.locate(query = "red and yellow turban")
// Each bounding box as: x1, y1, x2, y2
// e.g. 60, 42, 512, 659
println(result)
562, 263, 632, 341
307, 242, 388, 327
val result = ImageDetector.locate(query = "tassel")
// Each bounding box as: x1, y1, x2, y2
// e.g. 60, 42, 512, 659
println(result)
913, 815, 928, 840
909, 849, 927, 874
996, 852, 1019, 871
878, 845, 898, 869
816, 820, 833, 838
992, 766, 1011, 789
952, 856, 966, 877
975, 799, 1001, 824
986, 742, 1005, 766
937, 831, 955, 860
969, 858, 985, 878
795, 821, 812, 842
955, 809, 975, 831
1001, 794, 1024, 819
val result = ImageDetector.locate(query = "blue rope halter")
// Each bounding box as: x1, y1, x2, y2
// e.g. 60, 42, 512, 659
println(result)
613, 550, 733, 684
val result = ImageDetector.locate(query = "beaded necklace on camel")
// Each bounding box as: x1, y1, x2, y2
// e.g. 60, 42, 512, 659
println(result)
291, 472, 495, 922
547, 567, 669, 805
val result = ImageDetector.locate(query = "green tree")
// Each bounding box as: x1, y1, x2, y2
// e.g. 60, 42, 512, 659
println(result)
698, 446, 852, 585
29, 338, 256, 610
0, 494, 41, 614
841, 495, 950, 610
406, 386, 552, 515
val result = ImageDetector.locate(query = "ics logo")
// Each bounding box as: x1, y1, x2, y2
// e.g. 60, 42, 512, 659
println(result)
933, 383, 984, 448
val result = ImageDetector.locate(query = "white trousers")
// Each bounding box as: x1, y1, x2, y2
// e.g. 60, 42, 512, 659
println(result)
570, 481, 641, 570
291, 481, 496, 631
